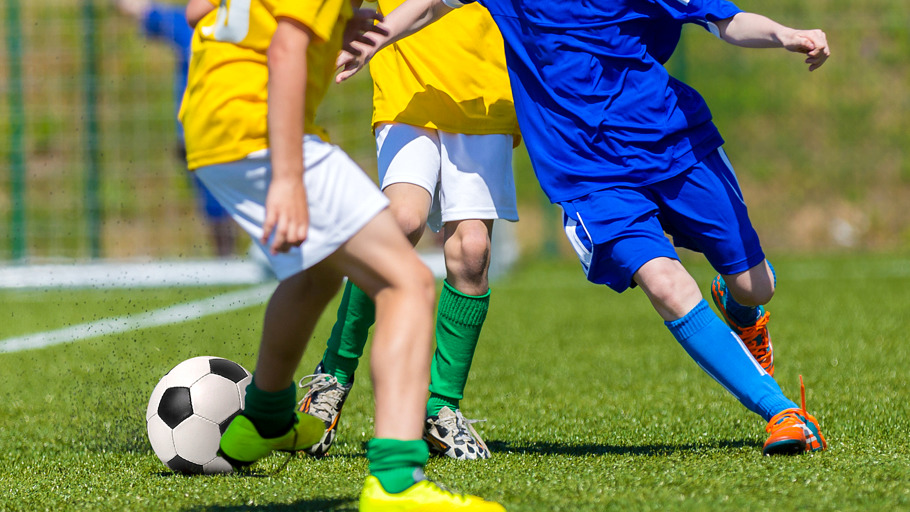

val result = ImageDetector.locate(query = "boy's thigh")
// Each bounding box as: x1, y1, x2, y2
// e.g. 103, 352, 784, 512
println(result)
657, 148, 765, 276
195, 137, 389, 280
560, 187, 677, 293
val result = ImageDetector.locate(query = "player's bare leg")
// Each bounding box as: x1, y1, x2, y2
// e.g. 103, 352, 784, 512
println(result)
418, 218, 496, 460
721, 260, 775, 306
218, 260, 345, 467
712, 260, 776, 375
632, 256, 823, 455
443, 219, 493, 296
328, 208, 436, 441
634, 257, 703, 322
384, 182, 433, 246
298, 182, 433, 456
253, 264, 345, 392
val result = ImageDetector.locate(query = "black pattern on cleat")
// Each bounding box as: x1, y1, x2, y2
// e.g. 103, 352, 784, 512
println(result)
423, 407, 491, 460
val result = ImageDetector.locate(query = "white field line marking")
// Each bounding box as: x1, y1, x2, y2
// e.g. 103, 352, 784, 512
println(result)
0, 284, 274, 354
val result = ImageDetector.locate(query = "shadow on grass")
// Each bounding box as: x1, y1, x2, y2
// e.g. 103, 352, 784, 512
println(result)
485, 438, 761, 456
182, 497, 357, 512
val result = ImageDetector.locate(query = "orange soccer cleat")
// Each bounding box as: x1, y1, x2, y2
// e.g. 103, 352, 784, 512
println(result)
763, 376, 828, 456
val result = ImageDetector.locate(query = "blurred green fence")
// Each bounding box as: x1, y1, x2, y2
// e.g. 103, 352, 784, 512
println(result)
0, 0, 376, 263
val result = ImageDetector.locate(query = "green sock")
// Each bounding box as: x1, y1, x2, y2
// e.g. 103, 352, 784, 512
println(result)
367, 438, 429, 494
427, 281, 490, 417
323, 280, 374, 386
242, 377, 297, 438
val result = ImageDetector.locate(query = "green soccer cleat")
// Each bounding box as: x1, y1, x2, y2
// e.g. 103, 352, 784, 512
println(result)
218, 411, 325, 468
359, 476, 506, 511
711, 274, 775, 376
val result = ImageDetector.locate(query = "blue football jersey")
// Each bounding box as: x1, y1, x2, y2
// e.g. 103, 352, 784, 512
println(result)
443, 0, 742, 202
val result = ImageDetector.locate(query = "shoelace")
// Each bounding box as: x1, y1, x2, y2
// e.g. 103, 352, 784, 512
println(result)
765, 375, 810, 433
740, 312, 773, 372
297, 373, 345, 421
451, 411, 486, 445
740, 312, 771, 354
433, 413, 473, 445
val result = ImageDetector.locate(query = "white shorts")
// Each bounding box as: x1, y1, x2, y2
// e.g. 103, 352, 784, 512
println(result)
195, 136, 389, 280
376, 123, 518, 232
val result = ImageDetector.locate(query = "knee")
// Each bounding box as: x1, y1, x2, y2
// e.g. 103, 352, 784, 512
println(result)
648, 269, 699, 308
411, 263, 437, 304
725, 267, 775, 306
635, 258, 702, 319
729, 281, 775, 306
390, 205, 426, 245
444, 226, 491, 283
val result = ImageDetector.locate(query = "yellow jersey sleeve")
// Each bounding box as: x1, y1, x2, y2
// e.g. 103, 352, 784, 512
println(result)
369, 0, 518, 138
273, 0, 347, 43
180, 0, 351, 170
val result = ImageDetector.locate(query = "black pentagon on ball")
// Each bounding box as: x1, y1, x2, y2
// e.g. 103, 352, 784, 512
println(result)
208, 358, 249, 383
219, 411, 240, 435
158, 387, 193, 429
167, 455, 204, 474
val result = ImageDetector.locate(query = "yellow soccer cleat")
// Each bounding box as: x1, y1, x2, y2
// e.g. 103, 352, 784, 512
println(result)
359, 476, 506, 511
219, 411, 325, 468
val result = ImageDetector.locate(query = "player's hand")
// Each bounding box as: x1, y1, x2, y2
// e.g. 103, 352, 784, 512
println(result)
261, 177, 309, 255
342, 8, 385, 55
782, 29, 830, 71
336, 18, 388, 83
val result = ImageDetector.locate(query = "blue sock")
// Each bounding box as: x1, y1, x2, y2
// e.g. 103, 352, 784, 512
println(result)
666, 300, 797, 421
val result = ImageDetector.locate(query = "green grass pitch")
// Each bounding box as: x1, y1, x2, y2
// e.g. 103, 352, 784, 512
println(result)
1, 253, 909, 511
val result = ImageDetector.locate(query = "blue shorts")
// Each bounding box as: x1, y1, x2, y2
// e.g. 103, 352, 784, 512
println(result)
559, 148, 765, 292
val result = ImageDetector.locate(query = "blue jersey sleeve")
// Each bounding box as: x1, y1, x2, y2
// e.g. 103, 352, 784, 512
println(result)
142, 3, 194, 52
649, 0, 742, 33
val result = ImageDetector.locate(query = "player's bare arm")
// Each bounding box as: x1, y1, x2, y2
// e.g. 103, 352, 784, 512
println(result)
715, 12, 830, 71
263, 17, 313, 254
336, 0, 452, 82
185, 0, 215, 28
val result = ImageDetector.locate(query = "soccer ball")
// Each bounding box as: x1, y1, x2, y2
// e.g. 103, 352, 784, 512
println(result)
146, 356, 252, 474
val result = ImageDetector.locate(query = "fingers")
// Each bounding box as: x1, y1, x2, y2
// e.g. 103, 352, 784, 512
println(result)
261, 211, 277, 249
335, 51, 367, 82
262, 211, 308, 254
792, 29, 830, 71
336, 50, 354, 69
352, 7, 384, 24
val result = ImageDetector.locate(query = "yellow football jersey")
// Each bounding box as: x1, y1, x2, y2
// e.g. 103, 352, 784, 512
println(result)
180, 0, 351, 170
369, 0, 518, 137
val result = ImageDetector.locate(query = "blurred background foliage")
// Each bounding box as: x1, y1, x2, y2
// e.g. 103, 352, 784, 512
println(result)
0, 0, 907, 261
